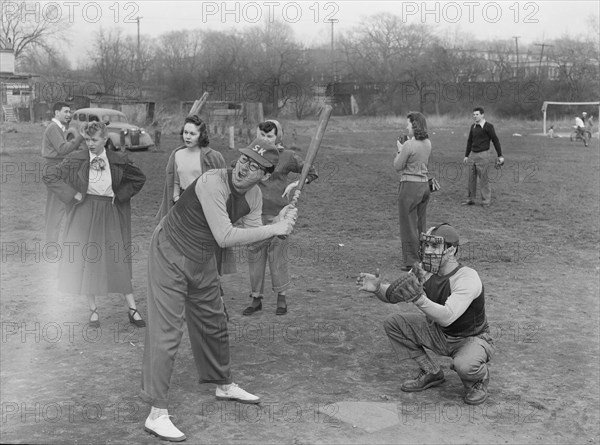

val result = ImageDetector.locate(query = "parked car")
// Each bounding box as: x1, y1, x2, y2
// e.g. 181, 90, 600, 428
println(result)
66, 108, 154, 151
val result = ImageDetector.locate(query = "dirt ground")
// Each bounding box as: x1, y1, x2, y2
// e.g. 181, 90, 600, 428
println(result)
1, 118, 598, 444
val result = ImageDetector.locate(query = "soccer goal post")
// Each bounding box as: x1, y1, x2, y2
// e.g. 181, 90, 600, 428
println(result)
541, 101, 600, 134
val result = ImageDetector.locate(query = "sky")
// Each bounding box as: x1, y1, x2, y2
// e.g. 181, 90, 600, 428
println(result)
16, 1, 600, 67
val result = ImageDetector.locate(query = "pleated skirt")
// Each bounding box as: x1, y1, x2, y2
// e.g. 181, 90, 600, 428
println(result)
58, 195, 133, 295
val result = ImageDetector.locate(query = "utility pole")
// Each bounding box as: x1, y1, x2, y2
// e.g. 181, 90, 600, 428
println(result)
326, 18, 339, 82
513, 36, 520, 79
534, 43, 553, 80
136, 16, 143, 97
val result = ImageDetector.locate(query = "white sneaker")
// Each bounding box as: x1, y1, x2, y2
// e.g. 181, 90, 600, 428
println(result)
144, 414, 186, 442
216, 382, 260, 404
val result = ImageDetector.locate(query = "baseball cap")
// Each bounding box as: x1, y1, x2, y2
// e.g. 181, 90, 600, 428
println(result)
239, 138, 279, 168
430, 224, 462, 246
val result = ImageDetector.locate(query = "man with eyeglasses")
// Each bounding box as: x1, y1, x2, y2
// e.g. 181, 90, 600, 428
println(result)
141, 139, 298, 442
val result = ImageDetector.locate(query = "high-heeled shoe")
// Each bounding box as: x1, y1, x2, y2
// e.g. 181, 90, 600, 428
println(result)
128, 307, 146, 327
89, 308, 100, 328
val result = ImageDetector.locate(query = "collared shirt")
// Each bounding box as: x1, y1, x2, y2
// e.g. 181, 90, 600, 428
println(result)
474, 119, 486, 128
51, 118, 66, 132
87, 150, 114, 197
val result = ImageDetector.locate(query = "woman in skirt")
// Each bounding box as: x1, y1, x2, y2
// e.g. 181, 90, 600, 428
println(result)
43, 121, 146, 327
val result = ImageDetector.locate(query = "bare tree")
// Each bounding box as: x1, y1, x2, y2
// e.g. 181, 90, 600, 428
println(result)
0, 1, 70, 58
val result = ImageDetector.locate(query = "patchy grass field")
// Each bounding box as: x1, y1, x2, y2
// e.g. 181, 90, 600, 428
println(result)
1, 117, 599, 444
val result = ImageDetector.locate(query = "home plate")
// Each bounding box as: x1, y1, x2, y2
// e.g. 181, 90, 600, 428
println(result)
319, 402, 400, 432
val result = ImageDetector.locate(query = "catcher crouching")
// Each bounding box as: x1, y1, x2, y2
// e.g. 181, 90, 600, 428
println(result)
356, 223, 495, 405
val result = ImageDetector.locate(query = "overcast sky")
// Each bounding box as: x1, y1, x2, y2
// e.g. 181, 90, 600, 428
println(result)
41, 0, 598, 67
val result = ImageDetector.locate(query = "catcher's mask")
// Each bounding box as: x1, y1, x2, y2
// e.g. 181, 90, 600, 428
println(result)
419, 223, 460, 273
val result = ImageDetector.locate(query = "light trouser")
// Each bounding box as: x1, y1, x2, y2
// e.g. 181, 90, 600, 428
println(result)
141, 225, 231, 409
383, 313, 495, 386
398, 181, 430, 269
247, 215, 291, 297
45, 188, 66, 243
467, 150, 495, 204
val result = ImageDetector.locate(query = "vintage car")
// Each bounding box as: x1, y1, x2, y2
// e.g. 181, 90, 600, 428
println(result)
67, 108, 154, 151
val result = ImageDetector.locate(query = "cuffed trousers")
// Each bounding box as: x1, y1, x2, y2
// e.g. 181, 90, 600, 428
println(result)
141, 225, 231, 409
466, 150, 494, 204
383, 313, 495, 386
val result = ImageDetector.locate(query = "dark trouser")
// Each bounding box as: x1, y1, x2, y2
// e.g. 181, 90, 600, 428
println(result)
384, 313, 495, 386
45, 188, 66, 243
398, 182, 430, 268
141, 225, 231, 409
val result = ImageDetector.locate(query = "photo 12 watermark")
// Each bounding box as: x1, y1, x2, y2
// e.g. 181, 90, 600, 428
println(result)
1, 1, 141, 24
399, 1, 540, 25
1, 399, 141, 424
200, 1, 339, 24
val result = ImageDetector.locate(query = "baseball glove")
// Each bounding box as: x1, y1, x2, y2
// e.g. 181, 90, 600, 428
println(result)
386, 272, 424, 303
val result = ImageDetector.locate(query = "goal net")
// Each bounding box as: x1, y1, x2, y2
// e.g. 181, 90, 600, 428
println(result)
541, 101, 600, 134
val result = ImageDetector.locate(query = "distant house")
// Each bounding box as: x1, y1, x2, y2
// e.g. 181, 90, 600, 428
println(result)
0, 49, 36, 122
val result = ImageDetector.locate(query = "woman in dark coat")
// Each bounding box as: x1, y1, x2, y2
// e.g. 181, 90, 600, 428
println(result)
43, 121, 146, 327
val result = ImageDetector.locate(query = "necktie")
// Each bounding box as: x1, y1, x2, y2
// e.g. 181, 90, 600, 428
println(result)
90, 157, 106, 171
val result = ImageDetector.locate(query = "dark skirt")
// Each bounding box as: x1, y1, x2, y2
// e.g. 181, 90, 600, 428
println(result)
58, 195, 133, 295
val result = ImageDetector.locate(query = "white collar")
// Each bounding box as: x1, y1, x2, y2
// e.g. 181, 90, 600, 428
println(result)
475, 119, 486, 128
88, 149, 108, 162
52, 118, 66, 132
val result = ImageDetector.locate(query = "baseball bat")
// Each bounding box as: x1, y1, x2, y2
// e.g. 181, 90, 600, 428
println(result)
278, 104, 333, 238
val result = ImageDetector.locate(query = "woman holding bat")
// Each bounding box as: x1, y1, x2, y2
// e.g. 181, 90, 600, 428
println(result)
395, 111, 432, 271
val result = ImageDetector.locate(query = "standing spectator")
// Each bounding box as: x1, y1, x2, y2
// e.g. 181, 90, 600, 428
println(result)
41, 102, 84, 243
156, 115, 226, 220
42, 121, 146, 327
155, 115, 234, 306
394, 112, 432, 271
462, 107, 504, 207
242, 120, 318, 316
141, 139, 297, 441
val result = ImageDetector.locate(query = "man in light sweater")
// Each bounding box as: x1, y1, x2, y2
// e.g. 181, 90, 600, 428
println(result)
141, 139, 298, 442
357, 224, 495, 406
41, 102, 84, 242
462, 107, 504, 207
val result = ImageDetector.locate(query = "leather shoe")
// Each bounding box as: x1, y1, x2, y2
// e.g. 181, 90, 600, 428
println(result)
128, 307, 146, 327
275, 305, 287, 315
242, 299, 262, 316
464, 372, 489, 405
89, 308, 100, 328
401, 369, 445, 392
144, 414, 186, 442
461, 200, 475, 206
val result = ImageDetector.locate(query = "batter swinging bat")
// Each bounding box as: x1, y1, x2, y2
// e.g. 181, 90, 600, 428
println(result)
279, 104, 333, 238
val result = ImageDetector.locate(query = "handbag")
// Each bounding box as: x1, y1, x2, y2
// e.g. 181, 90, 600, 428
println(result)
428, 177, 441, 192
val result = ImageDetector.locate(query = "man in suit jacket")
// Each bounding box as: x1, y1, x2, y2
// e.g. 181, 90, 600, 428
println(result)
41, 101, 85, 243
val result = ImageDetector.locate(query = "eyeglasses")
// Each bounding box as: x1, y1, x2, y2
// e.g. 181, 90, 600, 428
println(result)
239, 155, 263, 172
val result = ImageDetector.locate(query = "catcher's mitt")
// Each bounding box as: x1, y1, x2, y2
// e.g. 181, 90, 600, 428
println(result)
386, 272, 424, 303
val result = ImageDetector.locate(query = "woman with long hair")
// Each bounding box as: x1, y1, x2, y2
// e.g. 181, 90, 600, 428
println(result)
394, 111, 432, 271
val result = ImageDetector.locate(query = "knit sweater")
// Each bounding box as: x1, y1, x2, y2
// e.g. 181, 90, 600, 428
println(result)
465, 122, 502, 157
394, 138, 431, 183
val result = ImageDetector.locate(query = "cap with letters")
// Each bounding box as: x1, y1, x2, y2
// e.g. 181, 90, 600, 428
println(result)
239, 138, 279, 168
